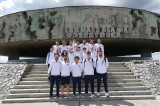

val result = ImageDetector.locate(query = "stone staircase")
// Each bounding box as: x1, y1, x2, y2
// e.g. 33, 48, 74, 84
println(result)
2, 62, 155, 103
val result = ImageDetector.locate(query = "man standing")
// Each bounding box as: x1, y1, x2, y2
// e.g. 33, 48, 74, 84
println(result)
95, 39, 104, 53
68, 47, 75, 63
53, 41, 60, 53
60, 55, 71, 98
80, 39, 89, 52
71, 56, 83, 98
46, 47, 55, 68
95, 50, 109, 97
89, 39, 96, 51
60, 40, 68, 53
48, 53, 61, 99
83, 51, 96, 98
75, 47, 82, 63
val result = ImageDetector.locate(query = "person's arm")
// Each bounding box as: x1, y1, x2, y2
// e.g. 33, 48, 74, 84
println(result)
48, 61, 52, 77
105, 58, 109, 69
102, 44, 104, 53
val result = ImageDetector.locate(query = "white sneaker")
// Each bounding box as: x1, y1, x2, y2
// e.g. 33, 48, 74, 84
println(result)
105, 92, 109, 97
97, 92, 100, 97
91, 94, 96, 98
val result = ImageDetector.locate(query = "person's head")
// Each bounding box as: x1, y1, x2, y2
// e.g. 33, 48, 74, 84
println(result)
62, 40, 66, 46
74, 56, 79, 63
57, 47, 61, 53
97, 47, 102, 54
55, 41, 59, 45
89, 39, 94, 44
98, 50, 103, 57
69, 47, 73, 52
76, 40, 80, 45
64, 55, 68, 61
97, 39, 101, 44
50, 47, 54, 52
83, 40, 87, 44
54, 53, 60, 60
90, 47, 94, 52
87, 51, 91, 59
76, 46, 80, 52
62, 50, 67, 56
69, 40, 73, 45
72, 38, 76, 43
83, 47, 87, 52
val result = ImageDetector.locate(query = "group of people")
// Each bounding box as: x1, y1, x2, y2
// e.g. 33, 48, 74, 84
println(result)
46, 39, 109, 99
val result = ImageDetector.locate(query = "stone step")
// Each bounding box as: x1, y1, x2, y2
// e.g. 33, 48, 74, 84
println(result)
10, 86, 148, 93
107, 69, 130, 72
13, 84, 146, 90
17, 81, 143, 87
24, 74, 136, 79
109, 62, 126, 65
7, 90, 152, 99
27, 71, 133, 75
29, 68, 130, 72
21, 77, 141, 83
108, 65, 128, 68
108, 67, 128, 69
2, 95, 155, 103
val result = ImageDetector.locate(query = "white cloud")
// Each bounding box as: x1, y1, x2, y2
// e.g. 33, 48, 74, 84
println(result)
25, 0, 33, 4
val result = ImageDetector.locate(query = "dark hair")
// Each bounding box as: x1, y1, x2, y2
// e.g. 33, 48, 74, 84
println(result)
50, 47, 53, 49
97, 47, 102, 54
54, 53, 60, 56
83, 47, 87, 50
61, 50, 68, 57
74, 56, 79, 60
87, 51, 91, 54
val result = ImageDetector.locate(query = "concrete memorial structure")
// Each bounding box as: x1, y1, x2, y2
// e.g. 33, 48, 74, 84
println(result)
0, 6, 160, 61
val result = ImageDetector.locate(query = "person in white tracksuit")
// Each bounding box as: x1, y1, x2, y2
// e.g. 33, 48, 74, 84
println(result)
60, 55, 72, 98
46, 47, 55, 68
95, 50, 109, 97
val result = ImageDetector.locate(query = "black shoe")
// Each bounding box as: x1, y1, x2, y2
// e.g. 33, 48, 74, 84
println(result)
56, 94, 59, 98
49, 96, 53, 100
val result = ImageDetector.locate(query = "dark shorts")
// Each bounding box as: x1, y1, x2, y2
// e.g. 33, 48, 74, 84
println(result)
61, 76, 70, 85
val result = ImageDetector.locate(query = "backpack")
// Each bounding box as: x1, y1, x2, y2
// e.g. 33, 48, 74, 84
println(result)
96, 57, 106, 65
48, 52, 50, 60
84, 58, 94, 68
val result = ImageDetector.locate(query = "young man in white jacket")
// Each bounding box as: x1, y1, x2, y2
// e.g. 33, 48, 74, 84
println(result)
70, 56, 83, 98
83, 51, 96, 98
95, 50, 109, 97
95, 39, 104, 53
48, 53, 61, 99
68, 46, 75, 63
46, 47, 55, 68
60, 55, 72, 98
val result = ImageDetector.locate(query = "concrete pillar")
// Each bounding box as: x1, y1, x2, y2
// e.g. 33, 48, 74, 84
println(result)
140, 48, 152, 57
8, 51, 20, 60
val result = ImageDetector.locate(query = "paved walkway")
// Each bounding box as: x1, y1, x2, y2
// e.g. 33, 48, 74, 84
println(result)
1, 96, 160, 106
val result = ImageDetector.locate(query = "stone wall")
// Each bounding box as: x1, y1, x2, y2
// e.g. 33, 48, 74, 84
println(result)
0, 63, 30, 99
126, 60, 160, 95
